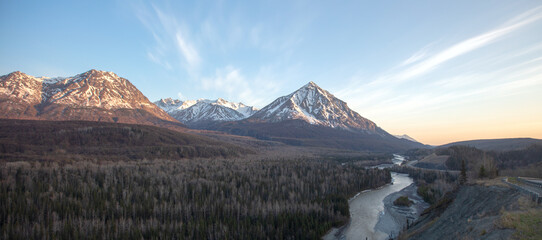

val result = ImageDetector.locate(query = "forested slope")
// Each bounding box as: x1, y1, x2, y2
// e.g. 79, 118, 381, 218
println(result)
1, 158, 391, 239
0, 119, 250, 161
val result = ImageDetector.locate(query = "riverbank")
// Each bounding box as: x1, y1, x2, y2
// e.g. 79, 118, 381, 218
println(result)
403, 183, 525, 240
323, 173, 418, 240
375, 183, 430, 238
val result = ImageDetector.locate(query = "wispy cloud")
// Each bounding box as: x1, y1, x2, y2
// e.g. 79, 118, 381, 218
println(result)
201, 66, 267, 105
202, 66, 252, 99
177, 92, 186, 101
134, 3, 200, 72
378, 6, 542, 84
130, 1, 309, 105
365, 57, 542, 118
336, 6, 542, 122
175, 32, 200, 67
200, 65, 289, 107
399, 43, 434, 67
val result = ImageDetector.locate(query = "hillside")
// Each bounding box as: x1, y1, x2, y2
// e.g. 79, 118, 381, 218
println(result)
0, 119, 251, 162
403, 183, 540, 240
440, 138, 542, 151
213, 119, 425, 153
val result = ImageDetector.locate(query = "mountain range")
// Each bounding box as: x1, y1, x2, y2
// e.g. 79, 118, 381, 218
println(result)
154, 98, 258, 128
1, 70, 425, 152
0, 70, 184, 129
209, 81, 426, 151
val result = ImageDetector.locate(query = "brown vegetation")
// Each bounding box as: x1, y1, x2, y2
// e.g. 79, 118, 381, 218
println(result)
429, 144, 542, 178
391, 166, 458, 205
211, 119, 425, 152
0, 119, 251, 162
394, 196, 413, 207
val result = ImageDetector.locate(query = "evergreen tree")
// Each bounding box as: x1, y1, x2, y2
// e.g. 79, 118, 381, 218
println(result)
460, 160, 467, 185
479, 165, 486, 178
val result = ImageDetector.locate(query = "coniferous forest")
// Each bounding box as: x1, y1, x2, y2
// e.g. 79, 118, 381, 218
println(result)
1, 158, 390, 239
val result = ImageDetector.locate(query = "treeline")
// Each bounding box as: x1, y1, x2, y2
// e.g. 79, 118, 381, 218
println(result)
391, 166, 457, 204
494, 144, 542, 170
441, 145, 542, 178
1, 158, 390, 239
0, 119, 251, 162
405, 144, 542, 178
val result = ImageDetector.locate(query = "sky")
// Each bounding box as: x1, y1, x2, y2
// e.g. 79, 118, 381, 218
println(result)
1, 0, 541, 145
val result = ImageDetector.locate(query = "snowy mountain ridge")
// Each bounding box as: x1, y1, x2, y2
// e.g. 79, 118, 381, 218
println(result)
154, 98, 258, 125
394, 134, 419, 143
0, 70, 176, 123
250, 81, 381, 133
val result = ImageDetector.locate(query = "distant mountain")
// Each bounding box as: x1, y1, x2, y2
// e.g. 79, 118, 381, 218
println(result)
213, 82, 427, 152
0, 70, 183, 128
172, 101, 245, 127
394, 134, 419, 143
154, 98, 258, 127
154, 98, 185, 113
440, 138, 542, 151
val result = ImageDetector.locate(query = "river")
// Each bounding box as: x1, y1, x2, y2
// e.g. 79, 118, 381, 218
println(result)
324, 155, 425, 240
344, 173, 413, 240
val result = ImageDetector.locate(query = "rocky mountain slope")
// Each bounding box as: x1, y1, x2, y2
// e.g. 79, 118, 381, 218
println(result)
212, 82, 426, 152
154, 98, 258, 127
250, 81, 380, 133
0, 70, 182, 128
0, 71, 45, 118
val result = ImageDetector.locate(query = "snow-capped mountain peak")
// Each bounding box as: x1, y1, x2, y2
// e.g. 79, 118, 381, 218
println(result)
39, 69, 156, 110
0, 70, 177, 123
171, 101, 245, 124
394, 134, 419, 143
212, 98, 257, 118
250, 81, 379, 133
155, 97, 184, 113
0, 71, 45, 104
154, 97, 258, 126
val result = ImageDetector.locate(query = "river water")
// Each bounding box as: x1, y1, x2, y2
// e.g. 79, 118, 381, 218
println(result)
324, 155, 416, 240
343, 173, 413, 240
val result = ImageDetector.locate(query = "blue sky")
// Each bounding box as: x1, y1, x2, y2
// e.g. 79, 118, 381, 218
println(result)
1, 0, 541, 144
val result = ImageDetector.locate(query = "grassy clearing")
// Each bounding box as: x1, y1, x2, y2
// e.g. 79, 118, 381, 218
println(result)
507, 177, 520, 184
474, 177, 510, 187
499, 208, 542, 240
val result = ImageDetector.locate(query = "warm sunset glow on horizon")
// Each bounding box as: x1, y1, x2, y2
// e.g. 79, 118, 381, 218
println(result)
390, 121, 542, 146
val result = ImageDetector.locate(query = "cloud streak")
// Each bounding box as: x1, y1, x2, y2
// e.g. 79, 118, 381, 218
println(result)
200, 65, 287, 107
134, 3, 201, 72
201, 66, 252, 100
380, 6, 542, 84
175, 32, 200, 67
336, 6, 542, 125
